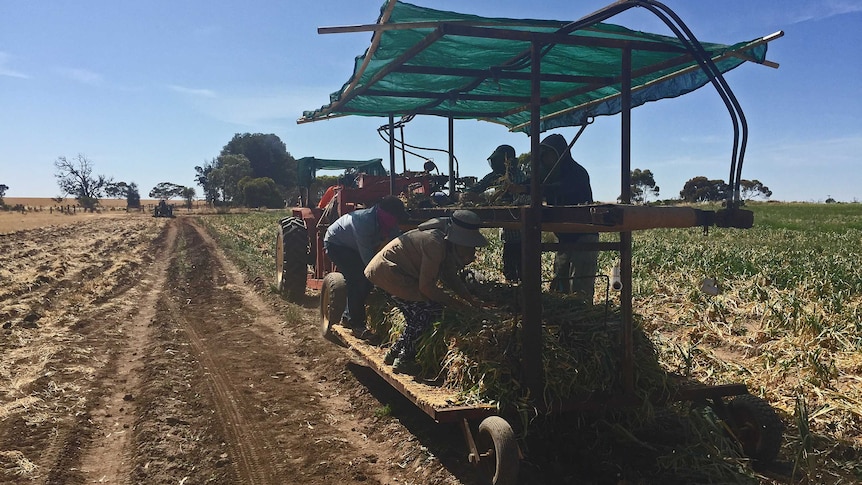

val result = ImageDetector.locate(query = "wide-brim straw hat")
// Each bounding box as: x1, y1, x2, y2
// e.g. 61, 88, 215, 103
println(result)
445, 210, 487, 247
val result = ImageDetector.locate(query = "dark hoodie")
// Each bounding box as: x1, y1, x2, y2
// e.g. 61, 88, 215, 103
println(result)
540, 133, 596, 243
539, 133, 593, 206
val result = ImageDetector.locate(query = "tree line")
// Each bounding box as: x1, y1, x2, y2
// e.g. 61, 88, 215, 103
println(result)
42, 133, 298, 211
10, 132, 772, 212
48, 155, 193, 211
630, 171, 772, 204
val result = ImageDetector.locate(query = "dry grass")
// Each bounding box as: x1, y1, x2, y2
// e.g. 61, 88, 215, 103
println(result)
3, 196, 163, 209
0, 215, 166, 480
0, 197, 202, 233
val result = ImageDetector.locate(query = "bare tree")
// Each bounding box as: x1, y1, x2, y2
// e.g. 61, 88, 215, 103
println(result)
54, 154, 112, 211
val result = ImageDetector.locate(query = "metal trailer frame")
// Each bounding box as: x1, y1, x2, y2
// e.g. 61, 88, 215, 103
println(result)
306, 1, 785, 482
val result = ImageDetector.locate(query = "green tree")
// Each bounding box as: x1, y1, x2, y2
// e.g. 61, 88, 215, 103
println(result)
126, 183, 141, 209
181, 186, 196, 209
105, 181, 142, 209
0, 183, 7, 206
739, 179, 772, 201
308, 175, 339, 206
221, 133, 296, 194
630, 168, 660, 204
209, 154, 253, 205
195, 159, 220, 205
239, 177, 284, 208
105, 181, 129, 199
149, 182, 186, 200
54, 154, 112, 211
680, 176, 729, 203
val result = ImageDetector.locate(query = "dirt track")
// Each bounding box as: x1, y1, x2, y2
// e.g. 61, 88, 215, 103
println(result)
0, 214, 472, 484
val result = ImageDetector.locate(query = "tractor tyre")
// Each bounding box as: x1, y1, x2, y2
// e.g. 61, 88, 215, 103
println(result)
727, 394, 784, 462
476, 416, 519, 485
276, 217, 309, 302
320, 272, 347, 337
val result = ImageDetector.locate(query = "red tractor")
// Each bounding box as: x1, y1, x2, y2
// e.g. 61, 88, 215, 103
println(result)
276, 156, 460, 300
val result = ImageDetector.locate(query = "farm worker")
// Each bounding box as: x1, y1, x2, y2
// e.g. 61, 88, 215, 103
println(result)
460, 144, 528, 283
364, 210, 487, 374
538, 133, 599, 302
323, 195, 408, 335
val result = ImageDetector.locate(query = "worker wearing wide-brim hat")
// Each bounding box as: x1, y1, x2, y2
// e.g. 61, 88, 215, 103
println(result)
364, 210, 487, 374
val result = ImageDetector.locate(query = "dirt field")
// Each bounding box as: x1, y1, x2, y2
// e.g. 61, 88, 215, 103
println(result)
0, 198, 170, 235
0, 212, 472, 484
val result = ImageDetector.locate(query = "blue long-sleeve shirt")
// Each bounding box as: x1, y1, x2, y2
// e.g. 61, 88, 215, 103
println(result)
324, 206, 400, 265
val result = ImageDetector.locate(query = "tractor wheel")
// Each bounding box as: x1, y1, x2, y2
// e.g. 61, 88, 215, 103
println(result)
320, 272, 347, 337
276, 217, 309, 301
727, 394, 784, 462
476, 416, 519, 485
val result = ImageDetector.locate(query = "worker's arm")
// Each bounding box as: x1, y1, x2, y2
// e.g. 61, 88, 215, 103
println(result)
465, 172, 500, 194
416, 244, 466, 307
439, 256, 480, 307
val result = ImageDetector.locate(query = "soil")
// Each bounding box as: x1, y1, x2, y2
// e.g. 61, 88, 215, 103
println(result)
0, 214, 477, 485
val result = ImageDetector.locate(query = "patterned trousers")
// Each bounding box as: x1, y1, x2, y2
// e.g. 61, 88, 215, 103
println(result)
389, 298, 443, 359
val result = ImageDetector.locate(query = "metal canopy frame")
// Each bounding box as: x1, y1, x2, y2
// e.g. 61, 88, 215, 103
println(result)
300, 0, 782, 409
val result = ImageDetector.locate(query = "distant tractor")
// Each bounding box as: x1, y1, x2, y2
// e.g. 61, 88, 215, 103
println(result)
153, 200, 175, 218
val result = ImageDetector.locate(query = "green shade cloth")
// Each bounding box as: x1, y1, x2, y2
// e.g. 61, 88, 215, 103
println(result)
299, 1, 772, 133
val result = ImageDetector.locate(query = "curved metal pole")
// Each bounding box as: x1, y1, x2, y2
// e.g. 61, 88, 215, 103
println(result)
644, 0, 749, 204
556, 0, 749, 206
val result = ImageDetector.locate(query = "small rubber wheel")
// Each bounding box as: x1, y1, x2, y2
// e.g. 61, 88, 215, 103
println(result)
476, 416, 519, 485
320, 272, 346, 337
276, 217, 308, 301
728, 394, 784, 462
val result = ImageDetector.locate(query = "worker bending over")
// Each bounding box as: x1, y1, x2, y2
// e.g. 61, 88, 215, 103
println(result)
365, 210, 487, 374
323, 195, 407, 334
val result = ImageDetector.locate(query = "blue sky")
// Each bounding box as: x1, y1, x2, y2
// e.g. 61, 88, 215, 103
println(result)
1, 0, 860, 202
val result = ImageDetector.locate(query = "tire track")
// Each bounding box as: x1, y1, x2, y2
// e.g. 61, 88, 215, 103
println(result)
76, 219, 178, 483
162, 219, 281, 484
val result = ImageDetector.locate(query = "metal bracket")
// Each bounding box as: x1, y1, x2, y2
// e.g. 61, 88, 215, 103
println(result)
460, 418, 481, 465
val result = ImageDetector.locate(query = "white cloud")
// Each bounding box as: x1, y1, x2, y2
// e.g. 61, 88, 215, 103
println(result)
0, 52, 29, 79
740, 135, 862, 201
754, 134, 862, 168
58, 67, 104, 86
183, 88, 334, 126
168, 84, 217, 98
192, 25, 220, 38
785, 1, 862, 24
677, 134, 725, 145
